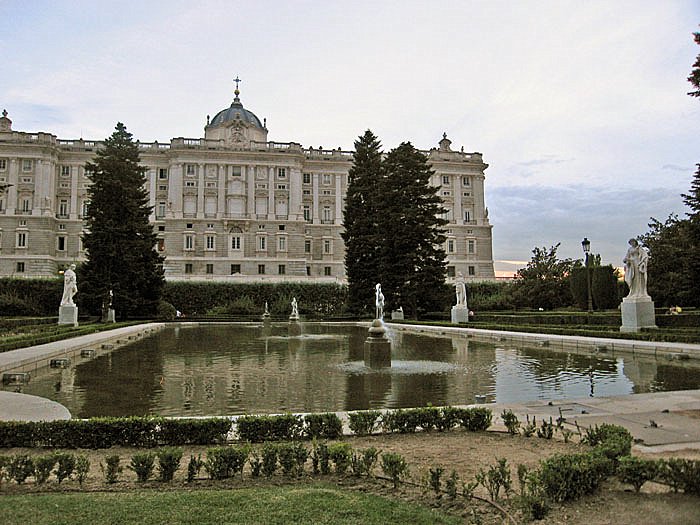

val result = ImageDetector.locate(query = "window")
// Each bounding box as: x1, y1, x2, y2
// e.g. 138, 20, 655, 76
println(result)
20, 198, 31, 212
464, 210, 472, 222
159, 185, 167, 191
447, 239, 455, 253
463, 192, 471, 197
0, 197, 4, 212
322, 174, 331, 185
324, 266, 331, 276
276, 184, 287, 190
258, 236, 266, 250
303, 205, 311, 222
278, 264, 286, 275
61, 166, 70, 176
157, 238, 165, 251
184, 234, 194, 251
306, 266, 311, 276
277, 168, 286, 178
186, 164, 195, 175
468, 240, 475, 254
230, 264, 241, 274
231, 166, 242, 177
205, 235, 215, 250
16, 231, 27, 248
58, 224, 66, 230
81, 200, 89, 218
303, 189, 311, 195
468, 266, 476, 276
278, 225, 285, 231
278, 236, 287, 251
206, 263, 214, 274
304, 239, 311, 253
186, 223, 193, 229
58, 200, 68, 217
442, 191, 451, 196
323, 239, 331, 254
16, 262, 25, 273
207, 223, 214, 229
57, 236, 66, 251
322, 189, 332, 195
462, 176, 471, 186
185, 263, 193, 274
231, 235, 241, 250
258, 264, 265, 275
157, 202, 166, 218
21, 177, 32, 183
303, 173, 311, 184
206, 181, 217, 188
322, 206, 332, 223
185, 181, 196, 187
22, 159, 32, 172
447, 266, 456, 277
0, 159, 6, 171
159, 168, 168, 179
158, 226, 165, 231
442, 175, 449, 185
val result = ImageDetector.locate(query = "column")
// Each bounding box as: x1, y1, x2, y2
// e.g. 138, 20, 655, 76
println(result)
334, 174, 342, 224
69, 165, 79, 220
217, 164, 226, 218
148, 168, 157, 222
196, 164, 205, 219
33, 160, 47, 215
289, 167, 302, 221
246, 165, 255, 216
267, 166, 275, 219
7, 158, 18, 214
168, 163, 183, 217
312, 173, 319, 223
474, 176, 485, 225
453, 174, 462, 224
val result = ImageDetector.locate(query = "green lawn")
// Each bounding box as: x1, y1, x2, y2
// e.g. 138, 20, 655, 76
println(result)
0, 485, 461, 525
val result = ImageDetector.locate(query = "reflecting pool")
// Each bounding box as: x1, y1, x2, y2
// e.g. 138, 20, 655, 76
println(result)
7, 323, 700, 418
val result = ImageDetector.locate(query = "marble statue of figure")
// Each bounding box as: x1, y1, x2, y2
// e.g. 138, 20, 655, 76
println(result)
60, 264, 78, 306
264, 301, 270, 315
455, 272, 467, 307
375, 283, 385, 320
108, 289, 113, 307
623, 238, 649, 299
291, 297, 298, 317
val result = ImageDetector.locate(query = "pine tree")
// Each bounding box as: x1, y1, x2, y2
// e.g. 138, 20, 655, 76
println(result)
379, 142, 448, 316
80, 123, 165, 318
342, 130, 384, 313
687, 31, 700, 97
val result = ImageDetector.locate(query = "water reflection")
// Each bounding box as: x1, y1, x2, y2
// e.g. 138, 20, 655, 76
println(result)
6, 323, 700, 418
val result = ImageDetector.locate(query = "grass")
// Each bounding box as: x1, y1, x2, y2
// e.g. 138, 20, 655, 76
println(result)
0, 484, 461, 525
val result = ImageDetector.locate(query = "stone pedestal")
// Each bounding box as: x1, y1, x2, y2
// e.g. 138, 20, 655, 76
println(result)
58, 305, 78, 327
106, 309, 116, 323
288, 318, 302, 337
391, 310, 404, 320
451, 305, 469, 324
364, 319, 392, 368
620, 296, 657, 333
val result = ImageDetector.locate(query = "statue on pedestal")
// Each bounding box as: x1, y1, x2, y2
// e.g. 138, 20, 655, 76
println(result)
60, 264, 78, 306
455, 272, 467, 307
375, 283, 385, 321
623, 239, 649, 299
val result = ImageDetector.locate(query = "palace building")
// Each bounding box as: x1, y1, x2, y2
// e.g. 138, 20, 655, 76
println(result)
0, 85, 495, 282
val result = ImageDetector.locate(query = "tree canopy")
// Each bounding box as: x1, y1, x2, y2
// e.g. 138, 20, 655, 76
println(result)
511, 244, 576, 309
79, 122, 165, 318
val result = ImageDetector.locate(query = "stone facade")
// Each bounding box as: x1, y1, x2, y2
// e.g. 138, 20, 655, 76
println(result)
0, 92, 495, 283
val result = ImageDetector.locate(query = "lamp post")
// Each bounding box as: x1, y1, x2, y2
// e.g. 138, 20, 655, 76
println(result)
581, 237, 593, 313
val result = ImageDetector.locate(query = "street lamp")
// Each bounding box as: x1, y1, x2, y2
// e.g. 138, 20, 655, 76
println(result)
581, 237, 593, 313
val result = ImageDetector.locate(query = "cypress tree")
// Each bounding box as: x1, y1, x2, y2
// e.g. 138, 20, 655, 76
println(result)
80, 123, 165, 318
379, 142, 448, 316
342, 130, 384, 314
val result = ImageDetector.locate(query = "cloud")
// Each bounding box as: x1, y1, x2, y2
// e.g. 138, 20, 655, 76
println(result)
661, 164, 694, 172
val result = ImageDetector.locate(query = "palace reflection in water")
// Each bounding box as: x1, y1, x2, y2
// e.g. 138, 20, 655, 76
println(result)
8, 324, 700, 418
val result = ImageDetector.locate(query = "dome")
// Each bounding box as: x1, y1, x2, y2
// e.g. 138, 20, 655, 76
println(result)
208, 92, 264, 129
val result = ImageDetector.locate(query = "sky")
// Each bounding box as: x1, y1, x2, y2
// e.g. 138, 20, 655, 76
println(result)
1, 0, 698, 276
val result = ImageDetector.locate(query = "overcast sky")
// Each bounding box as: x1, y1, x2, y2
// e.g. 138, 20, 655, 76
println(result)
2, 1, 698, 275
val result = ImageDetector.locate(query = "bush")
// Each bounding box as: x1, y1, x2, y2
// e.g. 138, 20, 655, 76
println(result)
304, 413, 343, 440
156, 301, 177, 320
128, 452, 156, 482
582, 423, 632, 465
436, 407, 461, 432
156, 447, 183, 482
348, 410, 382, 436
381, 452, 409, 489
658, 458, 700, 495
236, 414, 303, 442
618, 456, 658, 492
75, 455, 90, 487
33, 455, 56, 484
186, 454, 202, 482
501, 409, 520, 435
8, 455, 34, 484
476, 458, 512, 501
54, 452, 76, 484
311, 441, 330, 475
535, 451, 613, 502
328, 442, 352, 475
351, 447, 380, 478
204, 446, 249, 480
101, 455, 122, 484
261, 443, 278, 477
456, 407, 493, 431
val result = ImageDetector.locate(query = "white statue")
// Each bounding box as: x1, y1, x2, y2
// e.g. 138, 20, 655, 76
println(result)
455, 272, 467, 307
60, 264, 77, 306
291, 297, 298, 317
264, 301, 270, 315
375, 283, 385, 320
623, 238, 649, 299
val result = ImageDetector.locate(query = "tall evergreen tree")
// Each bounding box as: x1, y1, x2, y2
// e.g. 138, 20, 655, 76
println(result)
379, 142, 448, 316
342, 130, 384, 313
80, 123, 165, 318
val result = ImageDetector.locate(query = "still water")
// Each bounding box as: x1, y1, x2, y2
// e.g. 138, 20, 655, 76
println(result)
9, 323, 700, 418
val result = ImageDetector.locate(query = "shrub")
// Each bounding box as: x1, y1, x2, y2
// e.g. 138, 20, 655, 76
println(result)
276, 442, 307, 477
8, 455, 34, 484
204, 446, 249, 480
501, 409, 520, 435
304, 413, 342, 440
236, 414, 303, 442
582, 423, 633, 465
658, 458, 700, 495
381, 452, 409, 489
476, 458, 512, 501
156, 300, 177, 320
261, 443, 278, 477
34, 455, 56, 484
537, 417, 554, 439
156, 447, 183, 482
381, 409, 419, 433
522, 415, 537, 437
414, 407, 441, 432
186, 454, 202, 482
535, 451, 613, 502
128, 452, 156, 482
158, 418, 231, 445
351, 447, 379, 477
54, 452, 76, 484
437, 407, 461, 432
445, 470, 459, 499
328, 442, 352, 475
348, 410, 381, 436
429, 466, 444, 497
249, 449, 262, 477
0, 456, 8, 486
311, 441, 330, 475
101, 455, 122, 484
456, 407, 492, 431
75, 455, 90, 487
618, 456, 659, 493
